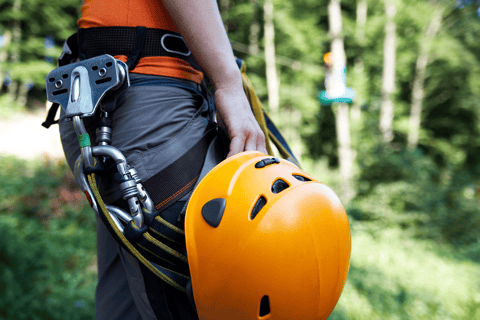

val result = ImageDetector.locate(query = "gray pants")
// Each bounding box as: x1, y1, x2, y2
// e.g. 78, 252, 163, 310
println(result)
59, 74, 215, 320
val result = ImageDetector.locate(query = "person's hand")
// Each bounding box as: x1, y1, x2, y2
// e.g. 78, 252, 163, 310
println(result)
214, 86, 267, 158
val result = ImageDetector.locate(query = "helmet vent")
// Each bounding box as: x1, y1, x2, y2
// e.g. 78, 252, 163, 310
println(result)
271, 179, 289, 194
293, 174, 311, 182
251, 196, 267, 220
259, 295, 271, 317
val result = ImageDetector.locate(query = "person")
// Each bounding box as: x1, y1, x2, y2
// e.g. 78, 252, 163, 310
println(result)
58, 0, 267, 319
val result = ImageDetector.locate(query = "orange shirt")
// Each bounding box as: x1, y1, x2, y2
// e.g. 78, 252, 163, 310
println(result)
78, 0, 203, 83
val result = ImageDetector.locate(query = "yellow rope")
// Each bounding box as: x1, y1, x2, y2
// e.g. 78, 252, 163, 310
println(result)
87, 173, 187, 292
239, 60, 301, 167
143, 232, 188, 262
240, 63, 274, 156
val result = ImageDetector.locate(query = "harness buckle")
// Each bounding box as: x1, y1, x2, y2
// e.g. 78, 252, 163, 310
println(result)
161, 34, 191, 57
46, 54, 129, 119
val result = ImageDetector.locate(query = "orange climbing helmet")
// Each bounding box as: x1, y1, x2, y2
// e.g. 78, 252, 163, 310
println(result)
185, 151, 351, 320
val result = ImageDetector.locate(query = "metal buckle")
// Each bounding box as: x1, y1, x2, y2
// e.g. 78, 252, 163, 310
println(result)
46, 54, 128, 119
161, 34, 191, 57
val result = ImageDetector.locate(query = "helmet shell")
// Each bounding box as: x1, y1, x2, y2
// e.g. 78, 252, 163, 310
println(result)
186, 152, 351, 320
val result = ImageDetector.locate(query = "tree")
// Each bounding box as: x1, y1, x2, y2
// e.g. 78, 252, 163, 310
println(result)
264, 0, 280, 113
379, 0, 397, 143
249, 0, 260, 56
351, 0, 368, 123
328, 0, 355, 202
5, 0, 21, 107
0, 30, 11, 88
0, 0, 80, 108
407, 2, 444, 149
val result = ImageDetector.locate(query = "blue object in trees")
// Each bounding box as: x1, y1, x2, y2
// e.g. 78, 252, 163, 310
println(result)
319, 64, 355, 105
318, 88, 355, 105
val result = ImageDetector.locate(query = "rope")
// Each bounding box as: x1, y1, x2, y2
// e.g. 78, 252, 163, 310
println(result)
239, 60, 301, 167
87, 173, 189, 292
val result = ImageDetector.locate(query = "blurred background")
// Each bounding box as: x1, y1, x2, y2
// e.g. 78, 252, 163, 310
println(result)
0, 0, 479, 319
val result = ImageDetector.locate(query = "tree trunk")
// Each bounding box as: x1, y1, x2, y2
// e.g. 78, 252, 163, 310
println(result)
336, 102, 354, 201
328, 0, 355, 202
380, 0, 396, 143
351, 0, 367, 122
356, 0, 367, 43
11, 0, 21, 64
6, 79, 18, 107
249, 0, 260, 56
6, 0, 21, 106
0, 30, 12, 89
264, 0, 280, 113
408, 6, 444, 149
17, 81, 29, 108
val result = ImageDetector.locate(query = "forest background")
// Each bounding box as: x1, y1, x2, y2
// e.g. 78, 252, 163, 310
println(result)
0, 0, 479, 319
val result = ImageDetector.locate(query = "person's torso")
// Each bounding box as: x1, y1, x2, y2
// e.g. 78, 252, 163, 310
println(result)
78, 0, 203, 83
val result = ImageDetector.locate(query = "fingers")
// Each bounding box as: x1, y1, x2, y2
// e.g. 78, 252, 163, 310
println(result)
244, 133, 257, 152
227, 134, 245, 158
256, 129, 268, 155
213, 86, 268, 157
227, 129, 267, 158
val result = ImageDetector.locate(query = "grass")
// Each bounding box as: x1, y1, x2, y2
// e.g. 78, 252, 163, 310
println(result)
329, 222, 480, 320
0, 156, 97, 319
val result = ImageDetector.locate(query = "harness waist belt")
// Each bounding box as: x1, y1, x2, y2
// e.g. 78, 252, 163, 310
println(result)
78, 26, 202, 71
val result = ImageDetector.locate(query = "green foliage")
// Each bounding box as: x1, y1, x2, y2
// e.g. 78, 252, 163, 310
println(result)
0, 0, 81, 108
0, 156, 96, 319
350, 138, 480, 257
329, 225, 480, 320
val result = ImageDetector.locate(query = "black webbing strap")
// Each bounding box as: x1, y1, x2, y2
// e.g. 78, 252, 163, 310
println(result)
42, 103, 61, 128
126, 26, 147, 70
77, 26, 202, 72
59, 33, 79, 66
263, 110, 300, 164
142, 126, 216, 212
150, 262, 190, 290
77, 28, 86, 61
